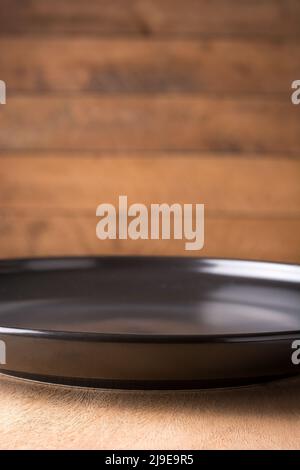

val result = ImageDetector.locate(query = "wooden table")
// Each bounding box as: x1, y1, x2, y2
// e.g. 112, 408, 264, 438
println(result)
0, 0, 299, 263
0, 374, 300, 449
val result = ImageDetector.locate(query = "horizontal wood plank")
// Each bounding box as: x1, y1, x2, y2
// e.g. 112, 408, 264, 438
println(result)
0, 214, 299, 263
0, 154, 299, 215
0, 0, 299, 37
0, 97, 299, 152
0, 38, 299, 94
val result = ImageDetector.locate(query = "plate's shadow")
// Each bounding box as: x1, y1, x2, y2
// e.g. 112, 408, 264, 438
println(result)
1, 373, 300, 418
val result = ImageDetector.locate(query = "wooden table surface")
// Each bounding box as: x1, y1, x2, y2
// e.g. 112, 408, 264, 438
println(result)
0, 0, 299, 262
0, 374, 300, 450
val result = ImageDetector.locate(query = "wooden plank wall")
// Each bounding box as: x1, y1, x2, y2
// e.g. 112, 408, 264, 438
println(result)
0, 0, 299, 262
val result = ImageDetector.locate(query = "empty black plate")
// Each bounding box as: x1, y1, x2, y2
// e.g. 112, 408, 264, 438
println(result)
0, 257, 300, 389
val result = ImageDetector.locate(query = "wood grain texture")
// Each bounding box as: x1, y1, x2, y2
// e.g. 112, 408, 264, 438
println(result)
0, 97, 299, 152
0, 374, 300, 450
0, 214, 299, 262
0, 38, 298, 94
1, 155, 299, 261
0, 154, 299, 215
0, 0, 299, 37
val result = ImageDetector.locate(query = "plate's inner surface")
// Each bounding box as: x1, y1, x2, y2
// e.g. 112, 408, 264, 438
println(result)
0, 258, 299, 336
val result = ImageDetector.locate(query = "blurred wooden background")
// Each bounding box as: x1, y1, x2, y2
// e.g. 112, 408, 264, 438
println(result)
0, 0, 299, 261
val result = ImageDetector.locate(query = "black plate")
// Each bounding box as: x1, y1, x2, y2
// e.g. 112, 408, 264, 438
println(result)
0, 257, 300, 389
